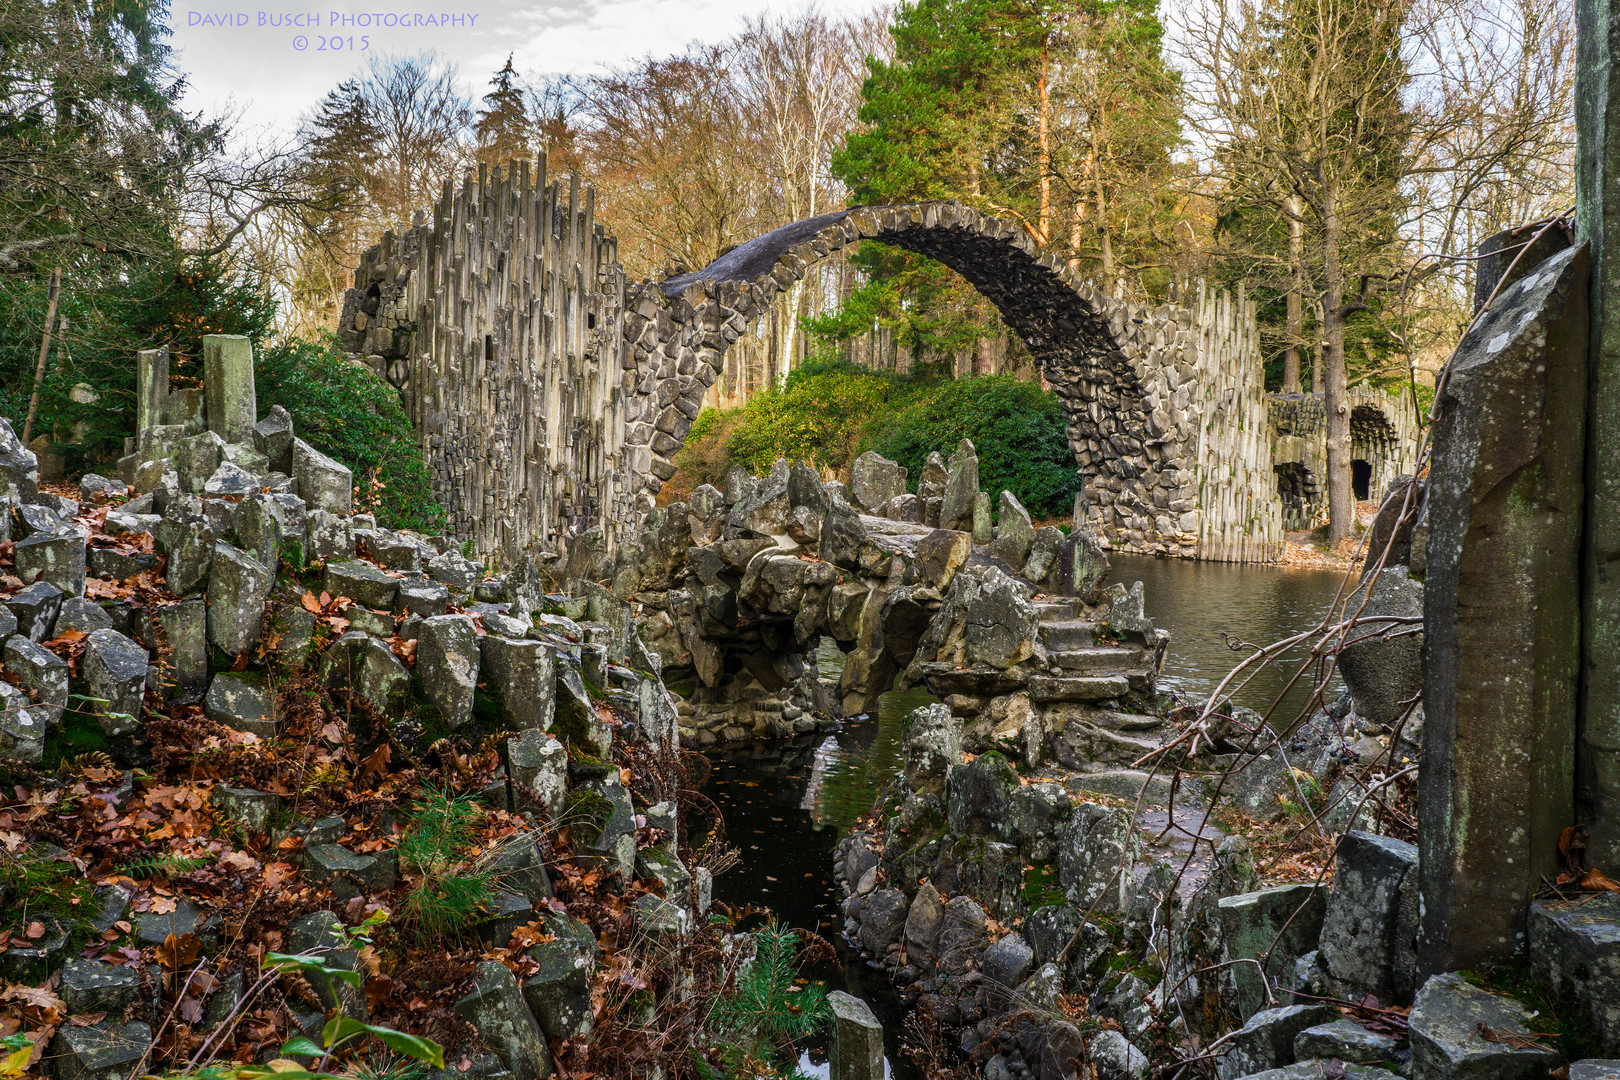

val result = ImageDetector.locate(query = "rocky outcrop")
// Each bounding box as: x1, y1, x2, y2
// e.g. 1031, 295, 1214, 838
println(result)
597, 450, 1163, 749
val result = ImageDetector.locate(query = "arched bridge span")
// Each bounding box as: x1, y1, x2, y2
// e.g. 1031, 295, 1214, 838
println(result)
338, 163, 1285, 563
621, 201, 1281, 561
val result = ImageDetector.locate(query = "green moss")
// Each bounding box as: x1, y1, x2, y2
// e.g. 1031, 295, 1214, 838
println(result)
1464, 961, 1606, 1063
1021, 863, 1065, 909
42, 711, 112, 770
562, 788, 612, 844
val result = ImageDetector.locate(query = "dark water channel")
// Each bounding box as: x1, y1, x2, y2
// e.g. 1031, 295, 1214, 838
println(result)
698, 555, 1351, 1076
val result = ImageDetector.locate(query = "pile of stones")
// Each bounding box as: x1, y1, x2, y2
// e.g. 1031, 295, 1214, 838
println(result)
0, 343, 709, 1078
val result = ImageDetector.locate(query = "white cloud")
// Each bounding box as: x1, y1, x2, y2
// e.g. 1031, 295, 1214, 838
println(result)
174, 0, 886, 138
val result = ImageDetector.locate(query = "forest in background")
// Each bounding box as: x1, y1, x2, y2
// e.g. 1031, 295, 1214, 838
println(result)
0, 0, 1578, 536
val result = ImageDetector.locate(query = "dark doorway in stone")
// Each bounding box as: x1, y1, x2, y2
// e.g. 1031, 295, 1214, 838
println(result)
1274, 461, 1320, 530
1352, 459, 1372, 500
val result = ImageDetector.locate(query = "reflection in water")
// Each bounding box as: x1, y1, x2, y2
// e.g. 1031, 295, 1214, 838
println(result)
700, 560, 1351, 1076
1105, 552, 1351, 718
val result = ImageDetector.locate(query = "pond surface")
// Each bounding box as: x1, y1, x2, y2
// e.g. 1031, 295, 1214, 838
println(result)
699, 554, 1351, 1073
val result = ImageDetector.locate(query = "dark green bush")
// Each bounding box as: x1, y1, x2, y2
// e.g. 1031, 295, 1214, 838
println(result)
255, 337, 446, 533
666, 365, 1080, 520
870, 374, 1082, 520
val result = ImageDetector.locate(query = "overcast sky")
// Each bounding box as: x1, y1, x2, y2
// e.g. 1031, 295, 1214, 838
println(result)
174, 0, 887, 139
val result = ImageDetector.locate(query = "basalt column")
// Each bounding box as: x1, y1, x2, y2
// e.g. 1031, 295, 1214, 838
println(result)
1577, 0, 1620, 874
1416, 242, 1588, 975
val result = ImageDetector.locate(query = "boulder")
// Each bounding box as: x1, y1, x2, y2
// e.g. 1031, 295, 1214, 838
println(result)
575, 776, 637, 878
1409, 972, 1561, 1080
523, 916, 597, 1039
231, 494, 282, 569
479, 635, 556, 731
205, 673, 276, 737
946, 750, 1019, 838
1092, 1029, 1150, 1080
849, 451, 907, 513
304, 843, 397, 900
396, 578, 450, 617
60, 959, 141, 1016
3, 636, 67, 725
905, 882, 946, 963
166, 519, 215, 596
417, 614, 479, 727
52, 1021, 152, 1080
203, 461, 259, 497
828, 991, 884, 1080
173, 430, 223, 494
728, 460, 790, 537
1218, 884, 1328, 1018
1339, 566, 1424, 727
55, 597, 112, 635
323, 560, 399, 609
78, 629, 148, 735
1057, 802, 1136, 913
292, 438, 353, 513
935, 895, 988, 974
965, 568, 1037, 669
14, 529, 85, 597
1528, 893, 1620, 1053
317, 632, 411, 713
973, 490, 993, 545
509, 729, 568, 818
0, 418, 39, 503
993, 490, 1035, 567
1295, 1020, 1401, 1064
1024, 525, 1066, 584
453, 961, 552, 1080
940, 439, 979, 531
252, 403, 295, 474
0, 682, 46, 763
6, 580, 62, 641
1318, 831, 1419, 1002
914, 529, 973, 591
1215, 1005, 1333, 1080
308, 509, 353, 562
207, 541, 272, 656
983, 932, 1034, 1000
904, 703, 962, 795
858, 888, 909, 955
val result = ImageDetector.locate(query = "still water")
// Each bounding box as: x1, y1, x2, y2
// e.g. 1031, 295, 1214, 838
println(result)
698, 554, 1351, 1073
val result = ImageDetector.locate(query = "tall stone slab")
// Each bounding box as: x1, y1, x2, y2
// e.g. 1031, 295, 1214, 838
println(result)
1577, 0, 1620, 873
135, 347, 169, 438
1417, 243, 1589, 976
202, 335, 255, 445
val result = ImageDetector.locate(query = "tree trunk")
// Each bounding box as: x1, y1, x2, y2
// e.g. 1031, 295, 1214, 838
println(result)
22, 267, 62, 447
1037, 33, 1052, 245
1284, 196, 1305, 393
1312, 297, 1325, 394
1321, 180, 1353, 545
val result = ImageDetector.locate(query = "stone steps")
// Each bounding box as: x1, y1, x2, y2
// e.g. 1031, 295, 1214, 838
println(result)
1033, 599, 1081, 623
1051, 645, 1146, 674
1029, 674, 1129, 702
1038, 619, 1099, 650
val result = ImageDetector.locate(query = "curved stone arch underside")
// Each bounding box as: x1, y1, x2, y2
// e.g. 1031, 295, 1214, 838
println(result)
620, 201, 1283, 562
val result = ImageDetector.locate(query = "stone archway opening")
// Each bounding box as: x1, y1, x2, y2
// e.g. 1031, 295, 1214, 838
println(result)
1273, 461, 1322, 530
1352, 459, 1373, 501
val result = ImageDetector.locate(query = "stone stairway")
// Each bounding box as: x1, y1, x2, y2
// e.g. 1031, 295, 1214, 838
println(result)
1031, 599, 1157, 703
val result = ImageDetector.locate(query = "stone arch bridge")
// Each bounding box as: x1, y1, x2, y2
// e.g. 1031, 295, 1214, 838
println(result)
338, 160, 1405, 564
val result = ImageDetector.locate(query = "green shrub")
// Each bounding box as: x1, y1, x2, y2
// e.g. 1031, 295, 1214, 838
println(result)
702, 920, 830, 1078
869, 374, 1082, 520
255, 336, 446, 533
666, 361, 1081, 521
398, 789, 490, 942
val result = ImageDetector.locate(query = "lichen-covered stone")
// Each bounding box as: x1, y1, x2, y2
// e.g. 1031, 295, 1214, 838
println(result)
454, 960, 552, 1079
14, 528, 85, 597
205, 673, 275, 737
318, 632, 410, 713
6, 580, 62, 641
323, 559, 398, 609
417, 614, 478, 727
206, 541, 271, 655
293, 437, 352, 513
1409, 972, 1561, 1080
79, 629, 148, 735
3, 635, 67, 726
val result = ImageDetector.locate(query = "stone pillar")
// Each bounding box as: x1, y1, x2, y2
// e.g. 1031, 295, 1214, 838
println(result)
1577, 0, 1620, 872
1417, 243, 1588, 976
135, 347, 168, 437
828, 991, 883, 1080
202, 335, 256, 445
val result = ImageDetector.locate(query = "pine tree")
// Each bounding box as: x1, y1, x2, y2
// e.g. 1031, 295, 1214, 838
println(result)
475, 55, 534, 169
